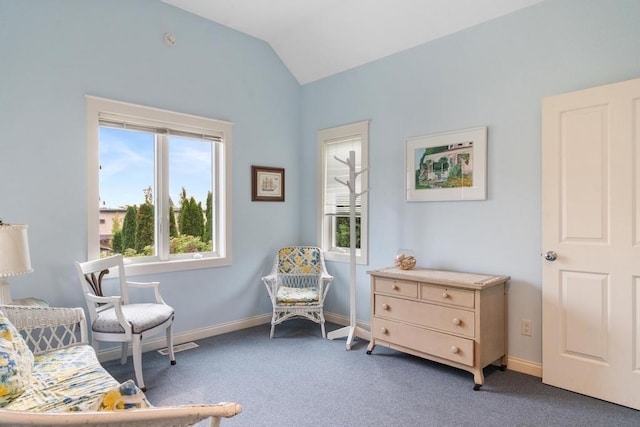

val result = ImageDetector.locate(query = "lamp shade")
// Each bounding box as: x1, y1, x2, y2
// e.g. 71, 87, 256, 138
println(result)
0, 223, 33, 277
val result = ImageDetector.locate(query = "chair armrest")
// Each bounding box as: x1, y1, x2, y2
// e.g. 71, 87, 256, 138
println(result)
86, 294, 131, 335
0, 305, 88, 354
86, 294, 122, 304
261, 274, 276, 285
0, 402, 242, 426
126, 281, 166, 304
320, 273, 334, 300
261, 275, 277, 301
126, 281, 160, 289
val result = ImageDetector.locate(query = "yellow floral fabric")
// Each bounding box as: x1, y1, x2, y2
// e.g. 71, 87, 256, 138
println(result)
0, 311, 34, 407
0, 310, 149, 414
90, 379, 150, 411
274, 247, 323, 305
5, 345, 120, 412
276, 286, 320, 305
277, 247, 322, 275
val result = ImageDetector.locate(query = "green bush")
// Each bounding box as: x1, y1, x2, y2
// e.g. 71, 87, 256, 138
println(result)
123, 248, 138, 257
170, 234, 211, 253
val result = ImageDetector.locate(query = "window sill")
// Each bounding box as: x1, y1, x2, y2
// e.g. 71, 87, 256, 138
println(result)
121, 256, 232, 277
323, 251, 368, 265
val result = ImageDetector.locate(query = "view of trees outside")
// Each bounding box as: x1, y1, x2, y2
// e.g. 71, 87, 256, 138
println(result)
99, 127, 213, 258
336, 216, 361, 249
107, 186, 213, 258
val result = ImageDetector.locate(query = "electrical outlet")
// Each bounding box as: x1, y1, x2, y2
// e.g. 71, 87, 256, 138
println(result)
521, 319, 532, 336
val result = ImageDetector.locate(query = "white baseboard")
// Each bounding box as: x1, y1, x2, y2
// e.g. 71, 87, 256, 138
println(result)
97, 311, 365, 362
98, 312, 543, 380
325, 313, 543, 378
97, 313, 271, 362
324, 312, 371, 332
504, 355, 542, 377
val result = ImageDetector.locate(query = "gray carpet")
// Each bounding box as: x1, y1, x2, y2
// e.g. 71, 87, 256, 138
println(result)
103, 320, 639, 426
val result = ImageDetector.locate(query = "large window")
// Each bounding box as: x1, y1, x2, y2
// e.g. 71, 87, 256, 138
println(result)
317, 121, 369, 264
86, 96, 232, 274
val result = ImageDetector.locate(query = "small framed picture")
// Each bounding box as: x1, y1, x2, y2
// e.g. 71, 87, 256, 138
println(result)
405, 126, 487, 202
251, 166, 285, 202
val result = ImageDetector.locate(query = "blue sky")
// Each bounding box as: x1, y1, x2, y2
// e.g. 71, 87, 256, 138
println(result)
99, 127, 212, 209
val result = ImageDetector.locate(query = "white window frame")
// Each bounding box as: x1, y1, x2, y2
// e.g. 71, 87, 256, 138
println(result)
86, 96, 233, 275
317, 121, 369, 264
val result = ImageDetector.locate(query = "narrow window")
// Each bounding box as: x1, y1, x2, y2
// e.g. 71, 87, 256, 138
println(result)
317, 121, 369, 264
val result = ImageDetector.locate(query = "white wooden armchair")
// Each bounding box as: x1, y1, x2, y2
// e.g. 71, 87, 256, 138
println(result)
75, 254, 176, 391
262, 246, 334, 338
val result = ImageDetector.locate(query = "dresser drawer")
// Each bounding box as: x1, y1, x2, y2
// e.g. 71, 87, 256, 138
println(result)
372, 318, 474, 366
374, 295, 475, 338
374, 278, 418, 298
420, 283, 474, 308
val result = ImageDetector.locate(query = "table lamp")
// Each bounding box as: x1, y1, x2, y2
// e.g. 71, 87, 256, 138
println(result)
0, 220, 33, 305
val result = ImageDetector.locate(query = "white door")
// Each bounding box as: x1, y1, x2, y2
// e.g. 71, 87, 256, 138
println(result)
542, 76, 640, 409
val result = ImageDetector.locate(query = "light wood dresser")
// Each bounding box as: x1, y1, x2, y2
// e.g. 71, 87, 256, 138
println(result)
367, 267, 509, 390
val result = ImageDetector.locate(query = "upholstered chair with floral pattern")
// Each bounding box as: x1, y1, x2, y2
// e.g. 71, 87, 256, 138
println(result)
262, 246, 334, 338
75, 255, 175, 391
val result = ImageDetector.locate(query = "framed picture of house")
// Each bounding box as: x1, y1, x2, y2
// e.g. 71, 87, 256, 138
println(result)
252, 166, 285, 201
405, 126, 487, 201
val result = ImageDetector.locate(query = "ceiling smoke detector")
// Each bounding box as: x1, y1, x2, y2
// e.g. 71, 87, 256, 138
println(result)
164, 32, 176, 46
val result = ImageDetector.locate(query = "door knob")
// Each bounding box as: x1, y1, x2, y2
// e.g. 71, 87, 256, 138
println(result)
543, 251, 557, 261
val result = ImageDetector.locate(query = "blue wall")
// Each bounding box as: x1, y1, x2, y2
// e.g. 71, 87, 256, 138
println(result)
301, 0, 640, 363
0, 0, 300, 331
2, 0, 640, 365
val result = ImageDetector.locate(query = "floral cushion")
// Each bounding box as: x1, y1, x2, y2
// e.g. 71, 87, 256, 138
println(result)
276, 286, 319, 305
90, 379, 150, 411
5, 344, 119, 412
0, 309, 34, 407
277, 247, 322, 275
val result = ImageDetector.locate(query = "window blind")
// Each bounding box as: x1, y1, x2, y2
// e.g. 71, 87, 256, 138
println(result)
98, 113, 223, 142
324, 136, 362, 216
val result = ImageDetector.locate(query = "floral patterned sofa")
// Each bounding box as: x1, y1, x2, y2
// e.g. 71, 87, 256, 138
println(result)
0, 304, 241, 426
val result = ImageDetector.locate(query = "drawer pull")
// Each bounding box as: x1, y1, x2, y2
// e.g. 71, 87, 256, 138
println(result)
380, 327, 388, 334
382, 303, 389, 310
391, 283, 398, 290
452, 318, 461, 326
451, 346, 459, 354
442, 292, 450, 299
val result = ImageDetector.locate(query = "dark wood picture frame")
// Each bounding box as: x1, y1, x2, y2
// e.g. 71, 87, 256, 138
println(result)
251, 165, 285, 202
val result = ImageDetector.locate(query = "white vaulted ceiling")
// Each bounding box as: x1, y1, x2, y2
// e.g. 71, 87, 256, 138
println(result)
162, 0, 545, 84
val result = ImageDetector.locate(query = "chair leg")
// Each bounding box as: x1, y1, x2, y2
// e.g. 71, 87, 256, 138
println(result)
90, 337, 99, 353
166, 324, 176, 365
321, 321, 326, 339
270, 311, 277, 338
132, 335, 145, 391
120, 342, 128, 365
